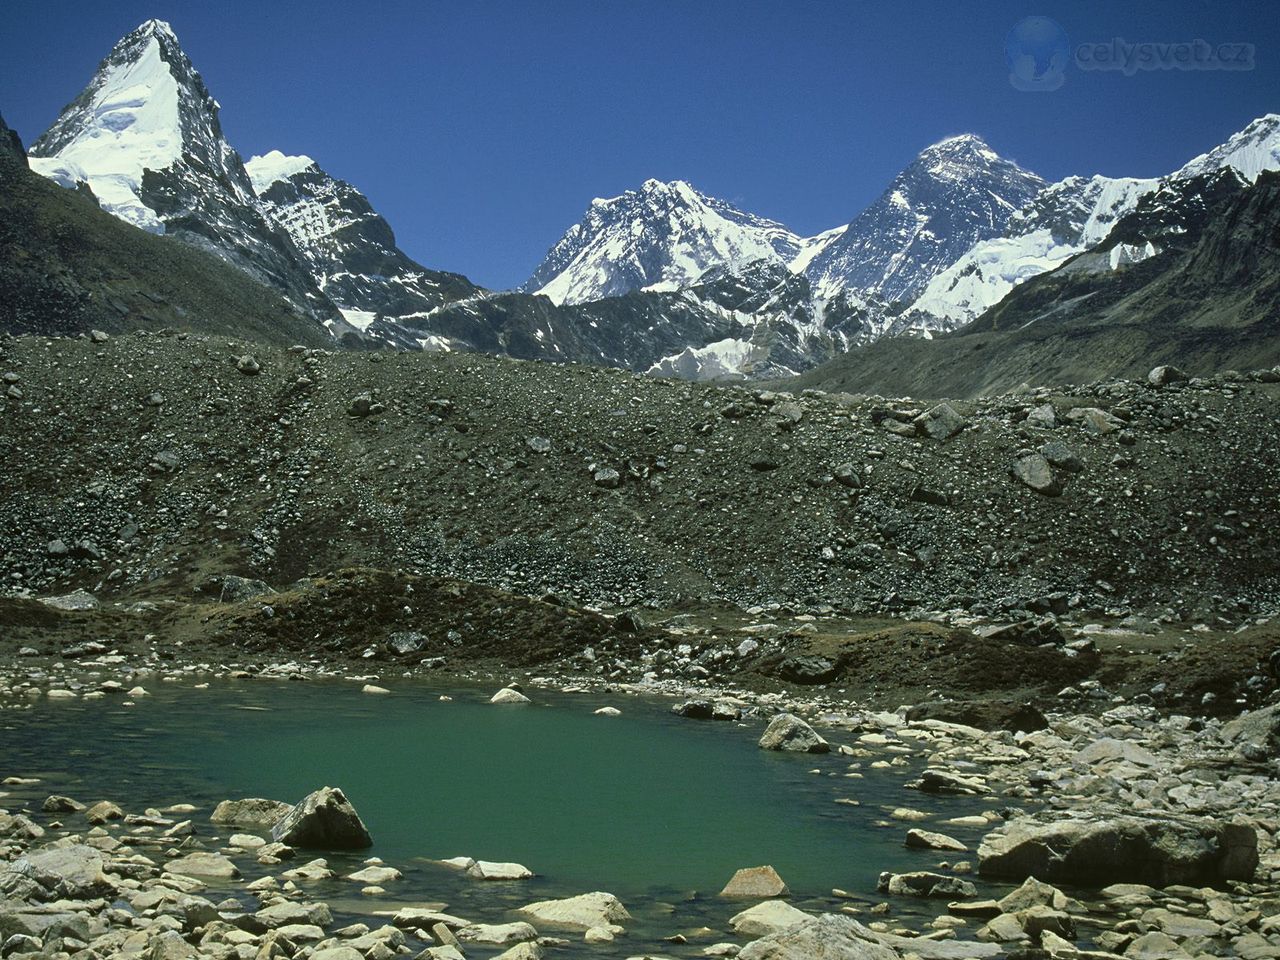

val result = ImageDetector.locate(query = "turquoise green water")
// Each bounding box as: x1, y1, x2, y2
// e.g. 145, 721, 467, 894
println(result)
4, 680, 993, 903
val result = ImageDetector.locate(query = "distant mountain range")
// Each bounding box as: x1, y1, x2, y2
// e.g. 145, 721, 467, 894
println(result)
9, 18, 1280, 385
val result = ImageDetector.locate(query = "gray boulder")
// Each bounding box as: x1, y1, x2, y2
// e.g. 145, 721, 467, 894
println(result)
877, 871, 976, 899
978, 815, 1258, 886
833, 463, 863, 489
271, 787, 372, 850
211, 798, 293, 827
738, 914, 900, 960
915, 402, 966, 441
592, 467, 621, 489
1039, 440, 1083, 473
1010, 453, 1061, 496
1066, 406, 1123, 435
758, 714, 830, 753
1148, 365, 1189, 387
386, 631, 427, 655
0, 907, 92, 942
0, 844, 115, 902
777, 656, 838, 685
1222, 704, 1280, 756
1025, 403, 1056, 429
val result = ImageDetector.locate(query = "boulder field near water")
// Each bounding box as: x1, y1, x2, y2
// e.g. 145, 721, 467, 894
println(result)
2, 334, 1277, 639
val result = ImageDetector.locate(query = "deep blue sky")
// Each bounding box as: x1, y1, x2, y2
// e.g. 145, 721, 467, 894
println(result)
2, 1, 1276, 289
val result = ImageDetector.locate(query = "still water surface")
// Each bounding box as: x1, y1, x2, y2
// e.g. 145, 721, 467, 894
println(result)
7, 679, 994, 903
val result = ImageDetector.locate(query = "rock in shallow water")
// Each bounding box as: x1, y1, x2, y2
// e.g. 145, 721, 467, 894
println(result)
211, 797, 293, 827
456, 921, 539, 944
165, 851, 240, 879
877, 870, 976, 899
0, 844, 115, 902
491, 687, 531, 704
720, 865, 789, 898
466, 860, 533, 880
758, 714, 829, 753
271, 786, 372, 850
905, 828, 968, 852
517, 892, 630, 932
730, 900, 811, 937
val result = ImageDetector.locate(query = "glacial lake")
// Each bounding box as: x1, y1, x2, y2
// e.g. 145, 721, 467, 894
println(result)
4, 678, 1004, 940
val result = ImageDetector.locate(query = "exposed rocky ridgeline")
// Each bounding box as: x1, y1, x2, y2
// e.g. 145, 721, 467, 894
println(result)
790, 170, 1280, 398
908, 113, 1280, 333
1, 332, 1277, 638
0, 115, 333, 346
390, 259, 878, 380
27, 20, 345, 332
246, 152, 481, 333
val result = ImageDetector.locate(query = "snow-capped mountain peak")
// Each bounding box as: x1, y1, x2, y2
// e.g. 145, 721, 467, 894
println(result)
28, 19, 204, 231
908, 112, 1280, 333
916, 133, 1004, 175
1174, 113, 1280, 182
246, 150, 318, 194
250, 151, 482, 330
136, 18, 178, 40
523, 178, 803, 305
28, 19, 343, 327
802, 135, 1046, 303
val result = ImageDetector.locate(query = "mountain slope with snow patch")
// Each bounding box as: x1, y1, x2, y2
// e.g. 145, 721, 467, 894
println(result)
28, 19, 342, 327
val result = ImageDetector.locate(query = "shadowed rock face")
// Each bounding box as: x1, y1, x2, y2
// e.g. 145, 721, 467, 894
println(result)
271, 786, 372, 850
0, 112, 28, 171
977, 815, 1259, 886
251, 158, 482, 325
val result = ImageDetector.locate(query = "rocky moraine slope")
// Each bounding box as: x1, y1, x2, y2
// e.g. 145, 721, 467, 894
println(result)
1, 332, 1277, 639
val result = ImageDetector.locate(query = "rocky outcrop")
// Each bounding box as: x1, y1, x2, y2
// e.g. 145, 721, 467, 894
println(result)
0, 112, 28, 172
977, 815, 1259, 886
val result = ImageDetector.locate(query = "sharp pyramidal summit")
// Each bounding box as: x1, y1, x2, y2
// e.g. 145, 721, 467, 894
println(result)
2, 8, 1280, 960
